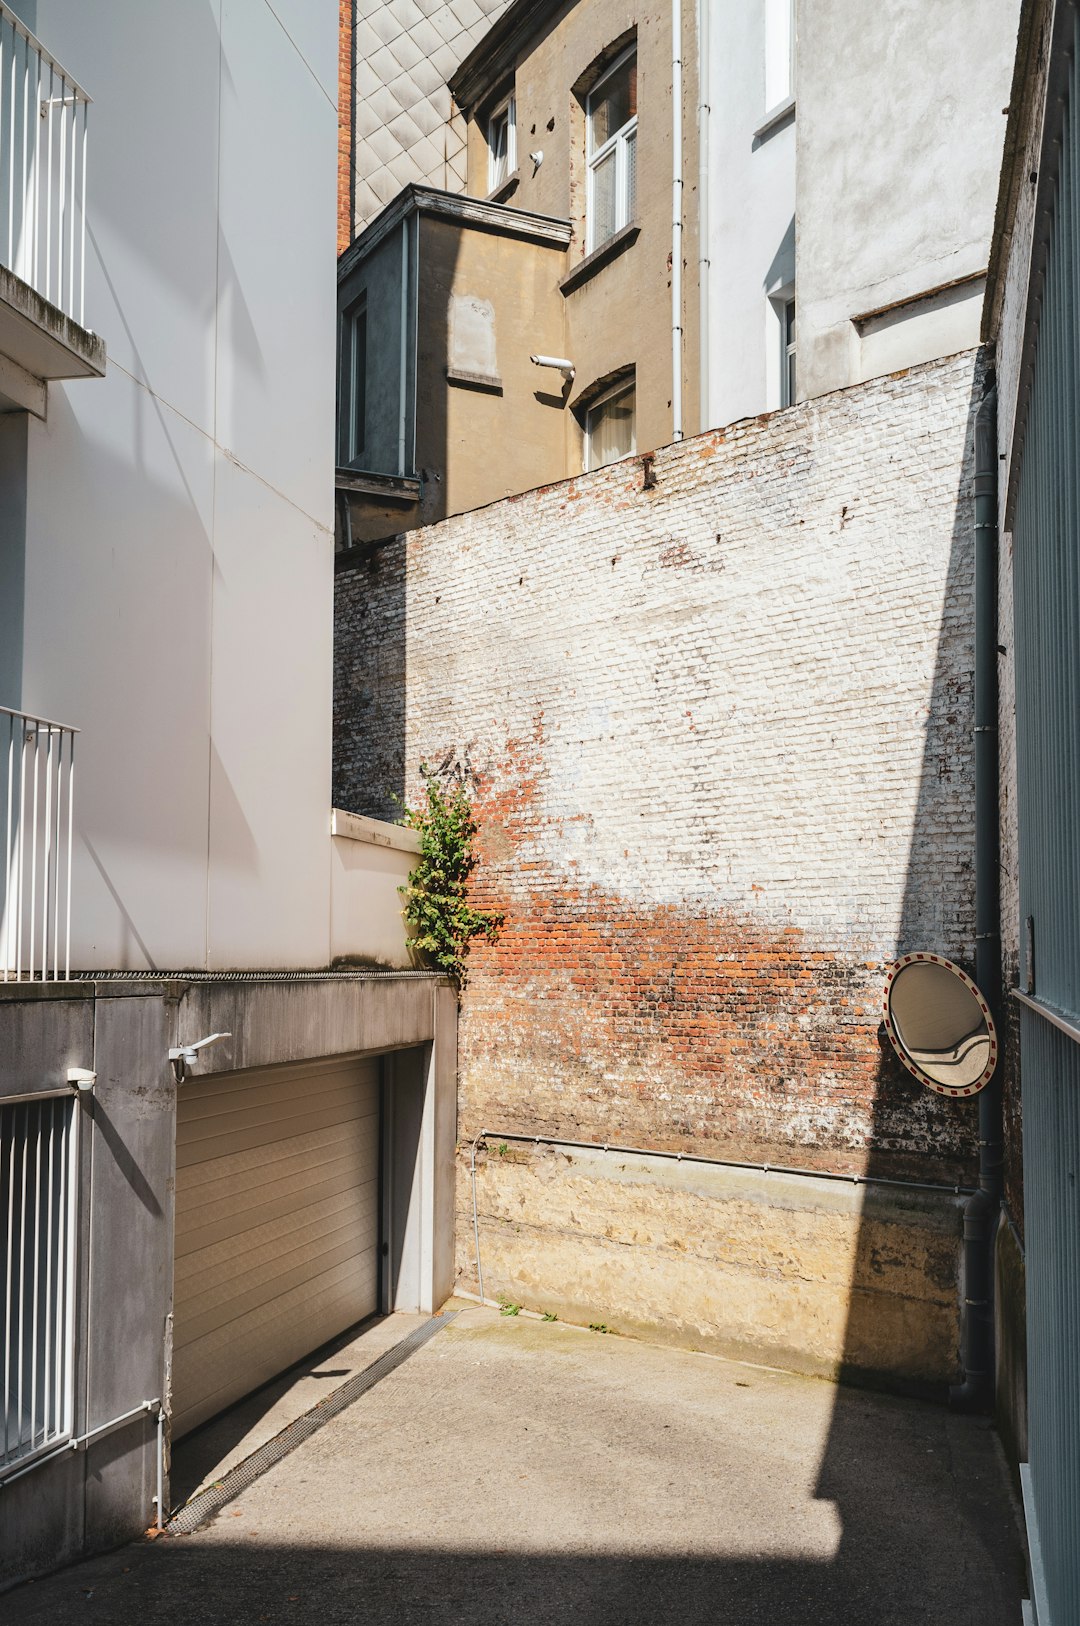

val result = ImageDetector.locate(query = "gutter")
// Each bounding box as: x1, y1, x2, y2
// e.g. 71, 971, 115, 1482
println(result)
671, 0, 684, 441
950, 383, 1005, 1412
697, 0, 711, 430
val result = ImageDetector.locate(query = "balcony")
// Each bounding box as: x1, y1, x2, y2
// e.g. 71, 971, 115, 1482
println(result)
1, 704, 77, 982
0, 3, 103, 416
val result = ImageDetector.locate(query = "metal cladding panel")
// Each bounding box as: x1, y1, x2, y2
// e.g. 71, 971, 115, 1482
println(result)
1012, 14, 1080, 1624
172, 1057, 380, 1439
1013, 11, 1080, 1023
1019, 1010, 1080, 1625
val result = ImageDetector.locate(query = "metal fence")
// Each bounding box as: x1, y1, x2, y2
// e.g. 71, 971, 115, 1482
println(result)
1, 1093, 79, 1479
0, 1, 90, 325
1010, 6, 1080, 1621
1, 705, 77, 983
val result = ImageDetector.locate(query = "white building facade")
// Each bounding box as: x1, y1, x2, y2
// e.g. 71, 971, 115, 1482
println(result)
0, 2, 456, 1587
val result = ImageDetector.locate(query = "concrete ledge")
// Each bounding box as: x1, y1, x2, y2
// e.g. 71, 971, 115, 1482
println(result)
0, 263, 106, 381
331, 807, 420, 854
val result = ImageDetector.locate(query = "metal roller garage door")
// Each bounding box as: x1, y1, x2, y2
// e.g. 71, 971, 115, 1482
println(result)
172, 1055, 380, 1438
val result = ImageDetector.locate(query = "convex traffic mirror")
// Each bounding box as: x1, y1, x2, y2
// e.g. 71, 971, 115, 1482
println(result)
882, 954, 997, 1098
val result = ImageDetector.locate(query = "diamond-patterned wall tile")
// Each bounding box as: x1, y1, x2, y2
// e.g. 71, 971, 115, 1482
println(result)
353, 0, 512, 227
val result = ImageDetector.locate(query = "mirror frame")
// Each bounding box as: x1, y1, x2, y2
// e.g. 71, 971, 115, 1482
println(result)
882, 953, 998, 1098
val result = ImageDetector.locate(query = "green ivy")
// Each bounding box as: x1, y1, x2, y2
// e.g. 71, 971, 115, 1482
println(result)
399, 766, 502, 989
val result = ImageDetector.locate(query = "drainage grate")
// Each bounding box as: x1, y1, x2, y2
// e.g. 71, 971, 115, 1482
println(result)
166, 1312, 457, 1535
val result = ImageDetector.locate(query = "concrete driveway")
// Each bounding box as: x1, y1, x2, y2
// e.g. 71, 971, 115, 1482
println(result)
5, 1304, 1026, 1625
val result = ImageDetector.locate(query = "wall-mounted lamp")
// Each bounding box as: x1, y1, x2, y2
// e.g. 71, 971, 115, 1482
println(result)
169, 1032, 232, 1084
529, 149, 544, 172
67, 1067, 96, 1093
530, 353, 575, 382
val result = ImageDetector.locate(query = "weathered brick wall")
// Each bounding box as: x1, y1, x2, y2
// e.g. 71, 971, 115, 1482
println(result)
336, 350, 985, 1185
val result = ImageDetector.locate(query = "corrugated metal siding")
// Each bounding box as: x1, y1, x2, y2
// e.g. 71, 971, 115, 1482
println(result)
1011, 10, 1080, 1622
1017, 1012, 1080, 1622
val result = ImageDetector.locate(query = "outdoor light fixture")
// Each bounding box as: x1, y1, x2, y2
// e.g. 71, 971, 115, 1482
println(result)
169, 1031, 232, 1083
67, 1067, 96, 1092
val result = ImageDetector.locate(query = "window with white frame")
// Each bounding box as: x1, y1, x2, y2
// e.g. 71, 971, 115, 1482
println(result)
782, 297, 796, 407
586, 47, 637, 251
488, 94, 516, 192
1, 1095, 79, 1479
585, 375, 636, 470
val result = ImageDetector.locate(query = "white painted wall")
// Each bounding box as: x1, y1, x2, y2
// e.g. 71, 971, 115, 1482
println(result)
330, 810, 418, 970
702, 0, 795, 429
795, 0, 1019, 400
6, 1, 342, 970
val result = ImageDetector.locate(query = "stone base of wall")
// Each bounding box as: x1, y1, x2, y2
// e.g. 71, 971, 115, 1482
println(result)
458, 1139, 965, 1390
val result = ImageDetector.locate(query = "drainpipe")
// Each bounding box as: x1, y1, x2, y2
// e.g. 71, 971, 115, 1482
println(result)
950, 384, 1004, 1412
397, 217, 409, 478
671, 0, 684, 441
697, 0, 711, 431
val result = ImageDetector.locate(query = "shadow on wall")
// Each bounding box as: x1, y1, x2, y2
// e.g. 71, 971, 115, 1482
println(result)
331, 358, 997, 1584
333, 206, 459, 820
837, 361, 986, 1391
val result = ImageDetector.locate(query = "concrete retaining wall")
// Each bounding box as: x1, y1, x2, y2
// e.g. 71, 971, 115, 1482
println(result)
461, 1140, 965, 1388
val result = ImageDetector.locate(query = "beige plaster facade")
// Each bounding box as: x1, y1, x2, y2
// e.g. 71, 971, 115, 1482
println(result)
339, 0, 700, 545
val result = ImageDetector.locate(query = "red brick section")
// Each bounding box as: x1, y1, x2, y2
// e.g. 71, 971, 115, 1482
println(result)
337, 0, 354, 254
456, 725, 975, 1186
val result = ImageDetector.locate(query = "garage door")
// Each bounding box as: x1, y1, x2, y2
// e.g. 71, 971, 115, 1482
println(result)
172, 1056, 380, 1439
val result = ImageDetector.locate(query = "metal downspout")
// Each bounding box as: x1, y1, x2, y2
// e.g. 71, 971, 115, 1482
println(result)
671, 0, 684, 441
950, 384, 1004, 1411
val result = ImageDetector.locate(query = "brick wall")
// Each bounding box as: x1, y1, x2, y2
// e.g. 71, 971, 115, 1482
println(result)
337, 0, 354, 254
336, 350, 985, 1186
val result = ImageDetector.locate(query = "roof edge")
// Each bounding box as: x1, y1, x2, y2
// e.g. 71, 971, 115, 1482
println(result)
983, 0, 1054, 342
449, 0, 567, 112
339, 185, 571, 279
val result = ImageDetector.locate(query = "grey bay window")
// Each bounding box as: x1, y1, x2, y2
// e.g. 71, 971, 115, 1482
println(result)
587, 47, 637, 251
341, 293, 367, 465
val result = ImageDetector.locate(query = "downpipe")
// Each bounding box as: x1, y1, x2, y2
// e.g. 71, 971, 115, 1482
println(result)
950, 383, 1004, 1413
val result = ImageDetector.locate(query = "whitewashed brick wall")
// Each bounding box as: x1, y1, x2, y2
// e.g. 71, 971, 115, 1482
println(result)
336, 349, 986, 1176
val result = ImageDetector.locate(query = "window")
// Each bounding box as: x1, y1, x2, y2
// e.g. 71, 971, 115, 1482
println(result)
0, 1095, 78, 1479
585, 376, 636, 470
488, 94, 516, 192
765, 0, 795, 110
342, 294, 367, 463
782, 298, 796, 407
586, 47, 637, 251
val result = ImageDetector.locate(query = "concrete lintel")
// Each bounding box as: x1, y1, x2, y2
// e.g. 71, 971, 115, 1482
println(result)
177, 974, 444, 1076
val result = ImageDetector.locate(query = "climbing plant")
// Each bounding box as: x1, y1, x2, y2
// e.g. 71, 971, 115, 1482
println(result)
399, 766, 502, 989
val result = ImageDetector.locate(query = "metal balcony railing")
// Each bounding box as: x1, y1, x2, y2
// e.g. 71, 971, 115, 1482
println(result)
0, 3, 90, 326
2, 706, 77, 982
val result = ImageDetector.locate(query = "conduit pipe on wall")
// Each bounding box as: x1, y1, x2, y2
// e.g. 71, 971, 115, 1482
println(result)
697, 0, 711, 431
671, 0, 684, 440
950, 384, 1004, 1412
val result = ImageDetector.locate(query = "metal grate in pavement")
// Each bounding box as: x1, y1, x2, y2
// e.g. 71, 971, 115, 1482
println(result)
166, 1312, 457, 1535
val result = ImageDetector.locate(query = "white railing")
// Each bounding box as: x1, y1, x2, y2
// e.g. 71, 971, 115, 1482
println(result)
0, 3, 89, 326
2, 706, 77, 982
1, 1092, 78, 1478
